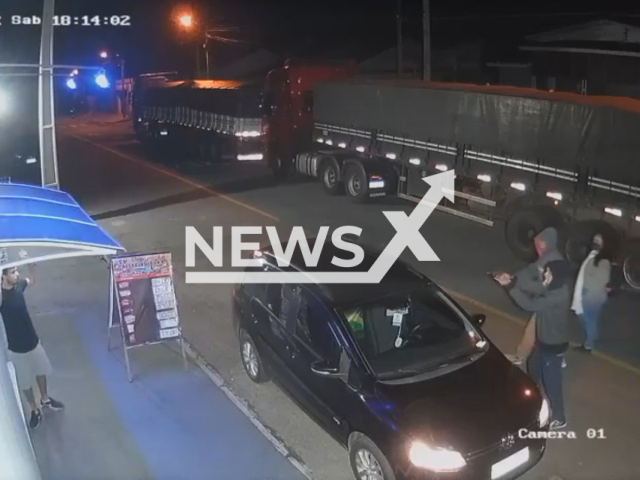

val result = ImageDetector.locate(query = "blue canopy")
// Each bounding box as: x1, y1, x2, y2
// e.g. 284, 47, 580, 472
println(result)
0, 183, 124, 268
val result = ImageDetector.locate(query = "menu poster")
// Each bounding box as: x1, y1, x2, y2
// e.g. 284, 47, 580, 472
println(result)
111, 252, 181, 347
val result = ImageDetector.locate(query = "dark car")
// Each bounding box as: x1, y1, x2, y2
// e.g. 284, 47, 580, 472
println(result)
232, 240, 549, 480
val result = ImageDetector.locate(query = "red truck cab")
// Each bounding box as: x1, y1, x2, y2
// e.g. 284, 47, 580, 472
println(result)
262, 58, 357, 177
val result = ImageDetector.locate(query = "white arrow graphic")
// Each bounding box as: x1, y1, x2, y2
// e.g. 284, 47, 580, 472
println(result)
186, 169, 455, 284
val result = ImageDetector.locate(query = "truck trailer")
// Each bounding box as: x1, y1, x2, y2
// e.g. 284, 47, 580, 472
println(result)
132, 73, 264, 164
262, 59, 640, 289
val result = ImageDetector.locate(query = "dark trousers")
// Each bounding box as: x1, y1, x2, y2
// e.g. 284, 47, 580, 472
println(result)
527, 345, 565, 423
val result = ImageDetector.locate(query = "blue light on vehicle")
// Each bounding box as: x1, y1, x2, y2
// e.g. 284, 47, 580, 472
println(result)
66, 77, 77, 90
95, 73, 109, 88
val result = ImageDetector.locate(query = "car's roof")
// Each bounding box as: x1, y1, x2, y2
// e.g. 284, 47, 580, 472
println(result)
259, 238, 434, 307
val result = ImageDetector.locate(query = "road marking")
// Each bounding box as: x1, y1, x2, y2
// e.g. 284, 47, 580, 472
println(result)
445, 288, 640, 378
179, 341, 314, 480
68, 134, 280, 222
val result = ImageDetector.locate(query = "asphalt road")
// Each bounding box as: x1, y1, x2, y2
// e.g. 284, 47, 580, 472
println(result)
55, 116, 640, 480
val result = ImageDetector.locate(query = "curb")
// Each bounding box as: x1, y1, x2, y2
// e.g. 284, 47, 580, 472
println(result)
181, 341, 314, 480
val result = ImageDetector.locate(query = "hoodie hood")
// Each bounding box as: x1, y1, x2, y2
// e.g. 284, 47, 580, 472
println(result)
535, 227, 558, 250
534, 227, 563, 266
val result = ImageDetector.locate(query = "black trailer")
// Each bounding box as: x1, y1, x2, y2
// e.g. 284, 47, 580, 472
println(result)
293, 78, 640, 287
133, 76, 264, 164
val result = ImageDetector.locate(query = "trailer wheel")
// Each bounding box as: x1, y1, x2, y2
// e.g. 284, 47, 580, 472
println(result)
505, 206, 564, 262
561, 220, 620, 269
320, 161, 343, 195
620, 240, 640, 290
344, 165, 369, 203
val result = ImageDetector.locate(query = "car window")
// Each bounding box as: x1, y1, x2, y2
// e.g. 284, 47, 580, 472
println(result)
278, 284, 302, 329
337, 287, 485, 379
295, 290, 340, 359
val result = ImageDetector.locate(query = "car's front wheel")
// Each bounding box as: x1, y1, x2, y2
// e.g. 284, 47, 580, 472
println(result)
239, 329, 269, 383
349, 434, 396, 480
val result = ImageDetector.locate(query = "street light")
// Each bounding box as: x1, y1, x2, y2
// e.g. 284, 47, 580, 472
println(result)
66, 77, 77, 90
99, 50, 108, 59
178, 14, 193, 28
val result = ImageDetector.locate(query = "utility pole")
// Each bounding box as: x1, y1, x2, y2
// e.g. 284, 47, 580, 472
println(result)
39, 0, 59, 188
396, 0, 403, 76
195, 42, 201, 77
423, 0, 431, 81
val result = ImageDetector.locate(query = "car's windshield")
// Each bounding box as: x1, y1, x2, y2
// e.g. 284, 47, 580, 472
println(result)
337, 287, 487, 379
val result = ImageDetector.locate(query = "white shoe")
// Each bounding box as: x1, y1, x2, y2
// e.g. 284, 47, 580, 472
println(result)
561, 358, 567, 368
505, 354, 522, 365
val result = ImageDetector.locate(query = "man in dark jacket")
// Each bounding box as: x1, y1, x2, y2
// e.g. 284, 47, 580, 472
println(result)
495, 227, 567, 365
503, 259, 571, 430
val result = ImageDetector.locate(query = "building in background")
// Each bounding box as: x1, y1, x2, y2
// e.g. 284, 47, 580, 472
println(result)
488, 19, 640, 98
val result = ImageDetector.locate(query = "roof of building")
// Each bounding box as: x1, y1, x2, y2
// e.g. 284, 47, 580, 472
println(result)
526, 19, 640, 45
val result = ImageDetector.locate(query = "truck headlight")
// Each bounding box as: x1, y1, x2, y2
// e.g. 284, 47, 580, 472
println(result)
538, 398, 550, 427
408, 441, 466, 472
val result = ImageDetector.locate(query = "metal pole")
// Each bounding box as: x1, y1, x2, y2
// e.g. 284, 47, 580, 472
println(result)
423, 0, 431, 81
396, 0, 403, 76
107, 266, 114, 351
205, 38, 210, 79
38, 0, 59, 189
120, 58, 126, 117
195, 42, 200, 77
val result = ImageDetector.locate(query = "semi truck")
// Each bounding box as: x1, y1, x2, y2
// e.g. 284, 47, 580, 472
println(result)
132, 73, 264, 164
261, 59, 640, 289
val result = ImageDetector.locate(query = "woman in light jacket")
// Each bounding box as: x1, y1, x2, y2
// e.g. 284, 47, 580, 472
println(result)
571, 233, 613, 352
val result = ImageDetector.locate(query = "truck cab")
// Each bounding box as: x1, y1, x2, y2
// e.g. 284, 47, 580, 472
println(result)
261, 59, 357, 177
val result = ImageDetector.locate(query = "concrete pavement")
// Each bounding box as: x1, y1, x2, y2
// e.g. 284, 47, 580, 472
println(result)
20, 257, 307, 480
54, 117, 640, 480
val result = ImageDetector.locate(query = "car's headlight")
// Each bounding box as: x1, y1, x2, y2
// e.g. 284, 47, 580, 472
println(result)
408, 441, 466, 472
538, 398, 550, 427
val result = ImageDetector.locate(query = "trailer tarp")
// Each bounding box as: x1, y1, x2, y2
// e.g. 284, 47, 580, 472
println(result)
313, 79, 640, 185
141, 79, 262, 118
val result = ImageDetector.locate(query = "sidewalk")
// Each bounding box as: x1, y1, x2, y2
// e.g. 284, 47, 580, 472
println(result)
22, 258, 306, 480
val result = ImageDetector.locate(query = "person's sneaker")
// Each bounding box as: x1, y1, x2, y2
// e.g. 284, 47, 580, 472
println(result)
561, 358, 567, 368
505, 354, 522, 365
41, 397, 64, 411
549, 420, 567, 430
29, 409, 42, 429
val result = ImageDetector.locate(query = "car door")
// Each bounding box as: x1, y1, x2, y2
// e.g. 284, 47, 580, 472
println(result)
283, 288, 363, 442
249, 279, 299, 388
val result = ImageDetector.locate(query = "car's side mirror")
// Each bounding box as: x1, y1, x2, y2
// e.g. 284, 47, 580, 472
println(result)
311, 359, 341, 378
471, 313, 486, 327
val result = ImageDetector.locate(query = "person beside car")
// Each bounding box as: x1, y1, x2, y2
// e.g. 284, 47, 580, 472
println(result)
497, 259, 571, 430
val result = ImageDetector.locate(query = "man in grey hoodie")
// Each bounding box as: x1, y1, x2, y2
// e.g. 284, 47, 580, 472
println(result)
495, 227, 566, 362
502, 258, 572, 430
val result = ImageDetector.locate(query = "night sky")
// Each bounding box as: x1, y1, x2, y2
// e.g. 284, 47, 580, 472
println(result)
1, 0, 640, 75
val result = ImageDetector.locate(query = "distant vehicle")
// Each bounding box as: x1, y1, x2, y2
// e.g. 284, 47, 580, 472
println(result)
131, 72, 264, 165
232, 240, 548, 480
